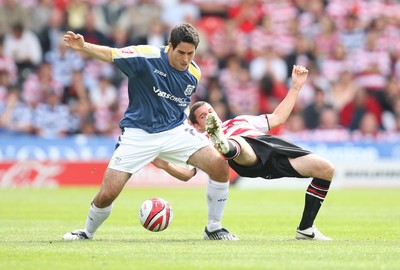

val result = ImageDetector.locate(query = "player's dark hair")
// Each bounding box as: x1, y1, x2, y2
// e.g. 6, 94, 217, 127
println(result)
169, 23, 200, 49
188, 101, 206, 124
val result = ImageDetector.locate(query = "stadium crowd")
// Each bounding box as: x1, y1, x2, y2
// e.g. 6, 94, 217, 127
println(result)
1, 0, 400, 142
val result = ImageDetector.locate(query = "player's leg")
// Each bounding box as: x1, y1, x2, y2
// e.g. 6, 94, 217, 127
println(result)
188, 145, 238, 240
205, 113, 258, 165
229, 136, 258, 166
63, 128, 159, 241
163, 124, 237, 240
63, 169, 132, 240
289, 154, 335, 240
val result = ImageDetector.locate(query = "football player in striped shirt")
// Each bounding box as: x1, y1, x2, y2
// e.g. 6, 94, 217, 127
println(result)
189, 65, 334, 240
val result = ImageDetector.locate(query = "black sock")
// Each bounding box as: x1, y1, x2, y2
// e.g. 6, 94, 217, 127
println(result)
298, 178, 331, 230
223, 139, 241, 159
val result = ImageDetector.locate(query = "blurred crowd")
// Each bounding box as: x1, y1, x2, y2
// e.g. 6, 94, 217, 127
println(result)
1, 0, 400, 142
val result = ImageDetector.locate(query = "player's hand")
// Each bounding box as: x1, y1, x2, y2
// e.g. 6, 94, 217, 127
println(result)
291, 65, 308, 90
64, 31, 85, 51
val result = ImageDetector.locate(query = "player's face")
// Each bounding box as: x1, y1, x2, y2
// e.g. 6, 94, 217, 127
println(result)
192, 103, 215, 133
168, 42, 196, 71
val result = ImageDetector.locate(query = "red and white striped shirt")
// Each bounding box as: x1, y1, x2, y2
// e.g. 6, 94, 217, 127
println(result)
220, 115, 270, 139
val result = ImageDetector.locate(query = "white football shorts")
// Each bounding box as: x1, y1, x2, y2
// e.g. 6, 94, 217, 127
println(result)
107, 123, 211, 174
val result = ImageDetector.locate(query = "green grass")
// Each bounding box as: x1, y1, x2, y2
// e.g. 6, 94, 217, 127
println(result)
0, 187, 399, 270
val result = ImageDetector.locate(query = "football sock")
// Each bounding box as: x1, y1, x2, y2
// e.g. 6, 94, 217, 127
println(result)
85, 202, 113, 235
298, 178, 331, 230
206, 179, 229, 232
223, 139, 241, 159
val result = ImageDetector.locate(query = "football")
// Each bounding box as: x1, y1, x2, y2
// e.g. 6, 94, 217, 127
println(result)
138, 197, 173, 232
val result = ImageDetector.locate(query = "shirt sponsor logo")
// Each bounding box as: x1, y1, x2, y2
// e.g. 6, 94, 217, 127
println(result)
153, 87, 188, 106
154, 69, 167, 77
120, 48, 136, 54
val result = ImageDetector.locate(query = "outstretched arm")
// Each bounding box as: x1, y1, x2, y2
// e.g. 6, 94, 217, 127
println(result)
151, 158, 197, 182
266, 65, 308, 129
63, 31, 113, 62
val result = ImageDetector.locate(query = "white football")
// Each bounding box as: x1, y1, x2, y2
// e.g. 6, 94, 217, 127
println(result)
138, 197, 173, 232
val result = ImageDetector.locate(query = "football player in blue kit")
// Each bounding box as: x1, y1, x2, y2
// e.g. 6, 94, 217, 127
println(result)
62, 23, 238, 241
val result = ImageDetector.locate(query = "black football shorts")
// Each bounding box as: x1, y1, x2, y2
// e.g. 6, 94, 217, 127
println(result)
228, 135, 311, 179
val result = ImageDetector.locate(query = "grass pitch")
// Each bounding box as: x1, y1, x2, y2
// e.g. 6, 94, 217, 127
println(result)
0, 186, 399, 270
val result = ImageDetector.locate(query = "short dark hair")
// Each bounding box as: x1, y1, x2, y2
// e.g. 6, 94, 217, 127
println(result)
169, 23, 200, 49
188, 101, 206, 124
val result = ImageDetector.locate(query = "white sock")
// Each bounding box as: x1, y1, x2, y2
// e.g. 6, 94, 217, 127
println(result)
85, 203, 113, 235
206, 179, 229, 232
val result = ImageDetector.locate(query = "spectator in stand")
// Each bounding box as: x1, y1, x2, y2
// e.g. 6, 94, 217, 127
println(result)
63, 69, 89, 107
131, 20, 169, 47
0, 0, 29, 35
33, 90, 71, 138
340, 87, 382, 131
312, 16, 340, 61
202, 20, 247, 62
0, 36, 18, 85
44, 35, 85, 90
123, 0, 162, 45
28, 0, 54, 35
74, 8, 110, 46
160, 0, 201, 30
22, 62, 64, 107
109, 26, 131, 48
88, 75, 118, 135
351, 111, 382, 141
203, 76, 231, 122
37, 7, 67, 56
283, 111, 306, 134
192, 0, 229, 18
366, 16, 393, 54
320, 42, 353, 83
257, 73, 287, 116
80, 52, 116, 91
339, 13, 366, 52
296, 63, 331, 108
227, 0, 263, 34
297, 0, 327, 39
191, 48, 219, 95
3, 23, 43, 84
302, 87, 328, 129
352, 31, 391, 94
0, 85, 34, 135
92, 0, 128, 38
224, 67, 259, 117
382, 94, 400, 133
329, 69, 358, 112
285, 34, 315, 79
313, 106, 350, 142
248, 16, 277, 59
66, 0, 90, 31
219, 55, 246, 91
218, 56, 256, 116
280, 111, 310, 142
69, 98, 96, 136
261, 0, 298, 36
250, 46, 288, 84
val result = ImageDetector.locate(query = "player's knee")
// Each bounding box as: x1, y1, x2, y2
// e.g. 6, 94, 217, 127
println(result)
323, 160, 335, 180
208, 160, 229, 182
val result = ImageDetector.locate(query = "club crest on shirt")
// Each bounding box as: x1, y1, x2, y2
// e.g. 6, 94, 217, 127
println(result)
184, 85, 195, 96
